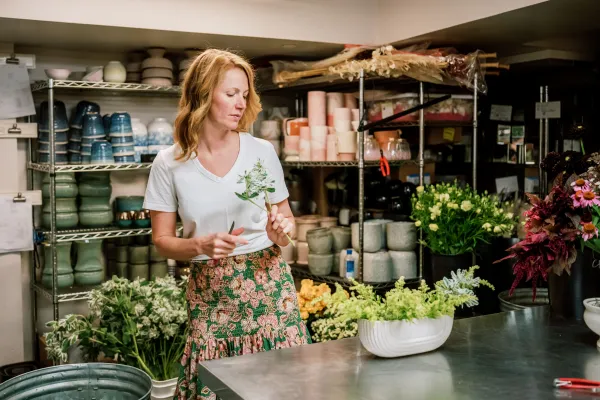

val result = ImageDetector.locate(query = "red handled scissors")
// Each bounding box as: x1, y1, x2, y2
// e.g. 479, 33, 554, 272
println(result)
379, 149, 390, 178
554, 378, 600, 393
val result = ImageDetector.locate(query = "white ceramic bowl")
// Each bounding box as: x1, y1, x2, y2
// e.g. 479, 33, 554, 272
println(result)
142, 77, 173, 87
45, 68, 71, 80
584, 298, 600, 348
142, 68, 173, 80
358, 316, 453, 358
141, 57, 173, 70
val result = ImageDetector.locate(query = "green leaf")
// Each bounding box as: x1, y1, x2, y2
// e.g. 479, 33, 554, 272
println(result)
235, 192, 248, 200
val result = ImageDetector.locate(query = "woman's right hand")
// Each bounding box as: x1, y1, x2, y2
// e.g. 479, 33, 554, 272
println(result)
196, 227, 248, 259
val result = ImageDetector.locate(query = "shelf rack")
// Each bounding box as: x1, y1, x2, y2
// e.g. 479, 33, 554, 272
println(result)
281, 160, 416, 168
268, 69, 480, 286
27, 78, 181, 326
291, 266, 405, 291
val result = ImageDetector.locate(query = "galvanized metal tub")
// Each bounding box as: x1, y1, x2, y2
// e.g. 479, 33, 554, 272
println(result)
0, 363, 152, 400
498, 288, 550, 312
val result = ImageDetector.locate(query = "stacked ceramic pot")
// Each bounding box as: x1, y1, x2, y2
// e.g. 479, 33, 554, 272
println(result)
178, 48, 201, 85
149, 240, 168, 279
108, 112, 135, 163
70, 101, 100, 163
128, 244, 149, 281
78, 173, 112, 228
41, 242, 74, 289
307, 228, 334, 276
37, 100, 69, 164
41, 173, 79, 229
126, 51, 145, 83
147, 117, 174, 155
295, 216, 320, 267
74, 239, 105, 286
81, 112, 105, 164
114, 196, 149, 229
386, 222, 418, 281
132, 118, 149, 162
141, 48, 173, 87
348, 220, 417, 283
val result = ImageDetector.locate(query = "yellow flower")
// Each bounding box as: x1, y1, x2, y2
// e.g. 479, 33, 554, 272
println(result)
482, 222, 492, 231
429, 205, 441, 218
460, 200, 473, 212
439, 193, 450, 202
415, 202, 423, 210
416, 186, 424, 193
476, 208, 481, 214
429, 223, 439, 232
506, 212, 514, 219
415, 220, 422, 227
493, 226, 502, 233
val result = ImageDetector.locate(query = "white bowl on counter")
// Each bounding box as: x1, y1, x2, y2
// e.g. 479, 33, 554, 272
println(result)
358, 315, 453, 358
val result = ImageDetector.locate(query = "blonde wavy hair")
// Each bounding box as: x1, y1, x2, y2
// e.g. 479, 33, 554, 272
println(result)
174, 49, 262, 161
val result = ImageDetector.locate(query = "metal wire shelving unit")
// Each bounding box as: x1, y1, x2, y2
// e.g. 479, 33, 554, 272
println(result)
28, 79, 181, 325
268, 70, 480, 286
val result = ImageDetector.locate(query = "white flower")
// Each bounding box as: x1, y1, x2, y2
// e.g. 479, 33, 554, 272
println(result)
429, 205, 441, 219
460, 200, 473, 212
493, 226, 502, 233
429, 223, 439, 232
482, 223, 492, 231
439, 193, 450, 202
506, 212, 514, 219
415, 221, 422, 227
416, 186, 425, 193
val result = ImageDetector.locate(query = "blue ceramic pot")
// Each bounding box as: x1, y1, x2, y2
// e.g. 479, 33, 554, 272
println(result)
69, 152, 82, 164
115, 196, 145, 212
110, 134, 134, 144
112, 144, 135, 155
38, 142, 67, 152
102, 114, 112, 132
109, 112, 132, 134
133, 146, 147, 163
39, 100, 69, 132
82, 155, 91, 164
114, 154, 136, 164
38, 151, 68, 164
71, 101, 100, 128
69, 128, 82, 142
38, 131, 69, 143
82, 112, 105, 137
68, 141, 81, 152
91, 140, 114, 164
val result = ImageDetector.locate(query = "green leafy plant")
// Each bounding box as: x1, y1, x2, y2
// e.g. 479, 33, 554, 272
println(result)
44, 276, 188, 381
309, 286, 358, 342
411, 182, 515, 255
323, 266, 493, 322
235, 159, 293, 246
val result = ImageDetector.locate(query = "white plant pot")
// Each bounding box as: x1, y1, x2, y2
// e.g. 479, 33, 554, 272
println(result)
583, 298, 600, 348
358, 316, 453, 358
151, 377, 178, 400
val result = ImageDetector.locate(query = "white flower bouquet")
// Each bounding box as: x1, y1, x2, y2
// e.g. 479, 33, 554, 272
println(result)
411, 182, 516, 255
44, 276, 188, 381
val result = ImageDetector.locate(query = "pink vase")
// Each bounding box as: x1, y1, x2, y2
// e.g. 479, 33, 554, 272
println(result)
326, 92, 344, 127
344, 93, 358, 109
308, 91, 326, 127
326, 134, 338, 161
300, 126, 311, 140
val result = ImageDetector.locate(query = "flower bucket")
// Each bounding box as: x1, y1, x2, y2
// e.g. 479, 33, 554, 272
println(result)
151, 377, 178, 400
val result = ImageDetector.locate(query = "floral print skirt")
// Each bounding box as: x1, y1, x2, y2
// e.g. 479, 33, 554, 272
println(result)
175, 245, 311, 400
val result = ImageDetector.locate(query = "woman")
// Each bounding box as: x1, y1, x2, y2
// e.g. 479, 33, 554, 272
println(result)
143, 49, 311, 400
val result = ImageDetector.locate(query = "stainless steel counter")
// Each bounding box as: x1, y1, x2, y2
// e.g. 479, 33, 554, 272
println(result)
199, 308, 600, 400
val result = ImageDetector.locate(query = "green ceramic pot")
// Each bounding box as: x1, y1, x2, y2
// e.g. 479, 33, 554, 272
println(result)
42, 182, 78, 198
74, 239, 104, 272
42, 212, 79, 229
79, 172, 110, 183
115, 246, 128, 262
78, 181, 112, 198
133, 219, 151, 229
74, 270, 105, 286
79, 210, 113, 227
149, 244, 166, 262
115, 262, 128, 278
150, 262, 168, 279
42, 273, 74, 289
134, 235, 149, 246
43, 242, 73, 275
115, 196, 145, 212
79, 196, 111, 212
116, 211, 133, 228
43, 173, 76, 184
128, 245, 149, 264
42, 198, 78, 213
129, 263, 148, 281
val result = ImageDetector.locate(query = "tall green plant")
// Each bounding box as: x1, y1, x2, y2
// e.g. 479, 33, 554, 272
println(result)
44, 276, 188, 381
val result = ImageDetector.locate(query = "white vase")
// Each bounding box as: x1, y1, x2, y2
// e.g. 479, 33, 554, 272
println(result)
131, 118, 148, 147
148, 118, 174, 146
583, 298, 600, 348
151, 377, 178, 400
103, 61, 126, 83
358, 316, 454, 358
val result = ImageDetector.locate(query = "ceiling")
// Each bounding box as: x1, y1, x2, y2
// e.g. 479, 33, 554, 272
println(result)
0, 17, 344, 60
394, 0, 600, 61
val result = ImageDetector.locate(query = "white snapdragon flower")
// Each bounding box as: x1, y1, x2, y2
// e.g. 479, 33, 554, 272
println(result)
460, 200, 473, 212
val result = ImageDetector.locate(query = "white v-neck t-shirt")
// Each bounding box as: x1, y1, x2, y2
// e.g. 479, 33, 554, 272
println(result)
143, 132, 289, 261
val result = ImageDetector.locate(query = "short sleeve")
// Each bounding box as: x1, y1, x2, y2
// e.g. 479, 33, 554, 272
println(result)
263, 143, 289, 204
143, 151, 178, 212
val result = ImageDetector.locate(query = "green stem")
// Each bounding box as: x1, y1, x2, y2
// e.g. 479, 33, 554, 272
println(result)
580, 138, 586, 155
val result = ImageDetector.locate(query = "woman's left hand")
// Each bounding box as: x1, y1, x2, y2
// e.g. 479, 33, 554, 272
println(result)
266, 204, 294, 247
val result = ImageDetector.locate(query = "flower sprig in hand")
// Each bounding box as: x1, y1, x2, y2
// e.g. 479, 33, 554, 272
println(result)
235, 159, 294, 246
